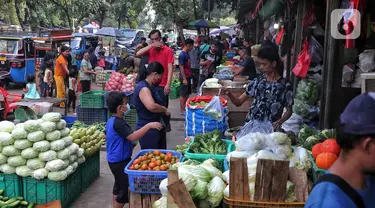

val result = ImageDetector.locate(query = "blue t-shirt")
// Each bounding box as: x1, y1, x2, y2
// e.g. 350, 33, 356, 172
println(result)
305, 175, 375, 208
178, 51, 191, 78
106, 116, 133, 163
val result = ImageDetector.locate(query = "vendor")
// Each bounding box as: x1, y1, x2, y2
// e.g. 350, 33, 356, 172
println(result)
223, 45, 293, 130
234, 48, 257, 80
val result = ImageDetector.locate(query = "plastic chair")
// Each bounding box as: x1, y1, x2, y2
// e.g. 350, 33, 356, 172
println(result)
0, 88, 22, 120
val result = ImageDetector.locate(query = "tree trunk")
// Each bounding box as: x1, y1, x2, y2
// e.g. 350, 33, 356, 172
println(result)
118, 16, 121, 29
14, 0, 25, 31
177, 24, 185, 46
98, 10, 106, 28
193, 0, 198, 20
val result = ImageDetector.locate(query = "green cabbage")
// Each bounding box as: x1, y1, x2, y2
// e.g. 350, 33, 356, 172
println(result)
0, 132, 14, 146
67, 143, 79, 155
207, 176, 225, 207
290, 147, 312, 169
302, 136, 321, 150
46, 130, 61, 141
48, 169, 68, 181
0, 153, 7, 165
50, 140, 65, 151
223, 170, 229, 184
62, 159, 70, 169
200, 162, 223, 179
77, 148, 84, 157
27, 131, 45, 142
159, 178, 168, 197
57, 149, 70, 160
45, 159, 65, 171
14, 139, 33, 150
14, 123, 24, 130
0, 121, 15, 133
71, 162, 78, 171
60, 128, 70, 137
0, 164, 15, 174
178, 165, 212, 182
198, 200, 210, 208
224, 185, 229, 197
2, 146, 21, 156
27, 158, 46, 170
16, 165, 33, 177
32, 168, 49, 180
61, 136, 73, 147
68, 154, 77, 163
11, 128, 27, 140
56, 120, 67, 130
268, 132, 290, 145
21, 148, 39, 159
179, 172, 197, 191
24, 120, 41, 132
33, 141, 51, 152
39, 150, 57, 162
40, 122, 57, 133
42, 112, 62, 122
65, 165, 74, 175
8, 156, 26, 167
191, 179, 208, 199
285, 181, 297, 202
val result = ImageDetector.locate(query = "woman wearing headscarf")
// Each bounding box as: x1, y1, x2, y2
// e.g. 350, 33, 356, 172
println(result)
38, 52, 54, 97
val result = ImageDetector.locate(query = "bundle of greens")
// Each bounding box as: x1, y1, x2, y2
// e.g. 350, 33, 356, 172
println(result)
189, 130, 227, 154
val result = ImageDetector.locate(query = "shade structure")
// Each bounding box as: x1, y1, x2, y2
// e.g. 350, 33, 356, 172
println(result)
82, 24, 96, 29
95, 27, 121, 37
184, 19, 220, 30
209, 26, 230, 35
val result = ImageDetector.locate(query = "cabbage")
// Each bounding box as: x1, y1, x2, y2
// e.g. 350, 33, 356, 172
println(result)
224, 185, 229, 197
0, 121, 15, 133
0, 164, 15, 174
56, 120, 67, 130
191, 179, 208, 199
14, 139, 33, 150
39, 150, 57, 162
67, 143, 79, 155
198, 200, 210, 208
77, 156, 85, 164
21, 148, 39, 159
71, 162, 78, 171
62, 159, 70, 169
61, 136, 73, 147
14, 123, 24, 130
32, 168, 49, 180
236, 133, 266, 153
77, 148, 84, 157
265, 145, 293, 160
11, 128, 27, 140
152, 197, 178, 208
200, 162, 223, 179
60, 128, 70, 137
48, 169, 68, 181
267, 132, 290, 145
16, 165, 33, 177
0, 132, 14, 146
255, 150, 285, 161
178, 165, 212, 182
68, 154, 77, 163
27, 131, 45, 142
226, 151, 250, 164
50, 140, 65, 151
159, 178, 168, 197
0, 153, 7, 165
45, 159, 65, 171
46, 130, 61, 141
42, 112, 62, 122
24, 120, 40, 132
207, 176, 225, 207
285, 181, 297, 202
40, 122, 56, 133
2, 146, 21, 156
65, 165, 74, 175
8, 156, 26, 167
33, 141, 51, 152
290, 147, 311, 169
303, 136, 321, 150
179, 172, 197, 191
57, 149, 70, 160
27, 158, 46, 170
223, 170, 229, 183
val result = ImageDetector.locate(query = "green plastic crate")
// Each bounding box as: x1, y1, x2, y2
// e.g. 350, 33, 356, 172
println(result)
0, 173, 22, 198
169, 84, 181, 100
107, 108, 138, 130
81, 151, 100, 192
14, 108, 42, 122
22, 168, 82, 208
184, 139, 234, 171
309, 154, 326, 183
79, 90, 106, 109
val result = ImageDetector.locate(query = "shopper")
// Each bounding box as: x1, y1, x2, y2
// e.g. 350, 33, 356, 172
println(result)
306, 93, 375, 208
179, 38, 194, 116
198, 43, 220, 88
106, 91, 162, 208
134, 62, 170, 149
38, 52, 54, 97
189, 39, 200, 93
67, 71, 78, 113
80, 51, 95, 93
54, 46, 70, 108
23, 75, 40, 99
234, 48, 257, 80
43, 62, 54, 98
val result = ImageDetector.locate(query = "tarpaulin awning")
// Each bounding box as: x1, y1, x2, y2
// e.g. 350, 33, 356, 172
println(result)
184, 19, 220, 30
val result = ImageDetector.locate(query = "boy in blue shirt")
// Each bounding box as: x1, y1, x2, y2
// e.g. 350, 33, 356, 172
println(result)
106, 91, 162, 208
305, 93, 375, 208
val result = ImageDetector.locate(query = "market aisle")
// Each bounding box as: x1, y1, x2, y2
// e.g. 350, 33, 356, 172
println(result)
71, 120, 186, 208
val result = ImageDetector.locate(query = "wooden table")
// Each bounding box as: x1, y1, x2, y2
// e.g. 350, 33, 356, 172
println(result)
129, 192, 161, 208
15, 97, 68, 116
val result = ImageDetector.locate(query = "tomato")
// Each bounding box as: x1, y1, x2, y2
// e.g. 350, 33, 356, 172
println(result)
141, 156, 147, 161
134, 164, 140, 170
160, 165, 167, 171
153, 166, 160, 171
129, 165, 134, 170
147, 154, 153, 159
166, 152, 172, 157
149, 162, 156, 168
171, 161, 175, 164
141, 164, 148, 170
166, 163, 171, 168
148, 167, 151, 170
155, 156, 161, 160
151, 158, 157, 163
165, 155, 172, 162
133, 159, 141, 165
160, 153, 165, 159
156, 160, 162, 166
161, 160, 166, 164
154, 150, 161, 156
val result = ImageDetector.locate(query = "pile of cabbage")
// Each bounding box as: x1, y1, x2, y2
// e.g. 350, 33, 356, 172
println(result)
70, 125, 105, 157
153, 159, 226, 208
0, 113, 86, 181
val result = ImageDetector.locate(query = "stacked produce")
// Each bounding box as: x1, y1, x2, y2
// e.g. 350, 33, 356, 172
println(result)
189, 100, 208, 107
188, 130, 227, 155
0, 113, 85, 181
298, 126, 336, 151
174, 142, 190, 156
312, 138, 340, 170
0, 190, 34, 208
70, 126, 105, 157
127, 150, 179, 171
105, 71, 137, 92
153, 159, 226, 208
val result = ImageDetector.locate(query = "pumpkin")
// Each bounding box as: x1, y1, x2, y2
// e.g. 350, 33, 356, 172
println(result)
320, 139, 341, 155
312, 143, 322, 159
316, 152, 338, 170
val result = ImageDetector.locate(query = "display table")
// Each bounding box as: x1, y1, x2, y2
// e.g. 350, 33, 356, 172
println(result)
15, 97, 68, 116
129, 192, 161, 208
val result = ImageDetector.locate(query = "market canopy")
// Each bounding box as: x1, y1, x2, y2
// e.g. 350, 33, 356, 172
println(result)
184, 19, 220, 30
95, 27, 121, 37
209, 26, 230, 35
82, 24, 97, 29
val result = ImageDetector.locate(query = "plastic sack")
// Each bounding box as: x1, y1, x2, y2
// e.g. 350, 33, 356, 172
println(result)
357, 50, 375, 73
203, 96, 225, 121
236, 120, 273, 139
282, 113, 304, 135
293, 99, 320, 122
309, 36, 323, 66
292, 40, 311, 78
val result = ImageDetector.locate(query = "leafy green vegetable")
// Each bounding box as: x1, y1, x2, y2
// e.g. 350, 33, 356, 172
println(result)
207, 176, 225, 207
302, 136, 321, 150
189, 130, 227, 155
191, 180, 208, 199
298, 125, 319, 145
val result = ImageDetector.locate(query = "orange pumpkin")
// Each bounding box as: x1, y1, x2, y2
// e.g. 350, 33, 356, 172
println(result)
320, 139, 341, 155
316, 152, 338, 170
312, 143, 322, 159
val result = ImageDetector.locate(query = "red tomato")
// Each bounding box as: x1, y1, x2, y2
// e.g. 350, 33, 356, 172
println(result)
141, 164, 147, 170
134, 164, 140, 170
166, 152, 172, 157
160, 165, 167, 171
156, 160, 162, 166
141, 156, 147, 161
165, 155, 172, 162
149, 162, 156, 168
160, 153, 165, 159
129, 165, 134, 170
133, 159, 141, 165
154, 150, 161, 156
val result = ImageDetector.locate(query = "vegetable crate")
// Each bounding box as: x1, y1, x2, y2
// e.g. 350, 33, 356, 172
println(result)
0, 173, 22, 198
223, 196, 305, 208
76, 105, 107, 125
62, 116, 77, 128
22, 167, 82, 208
14, 108, 42, 122
104, 92, 134, 107
107, 108, 137, 130
184, 139, 234, 171
124, 150, 183, 194
169, 84, 181, 100
79, 90, 106, 109
309, 154, 326, 183
80, 151, 100, 192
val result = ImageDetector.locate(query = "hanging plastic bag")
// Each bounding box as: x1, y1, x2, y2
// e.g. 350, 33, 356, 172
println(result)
309, 36, 323, 66
236, 119, 274, 139
203, 95, 225, 121
357, 50, 375, 73
292, 40, 311, 78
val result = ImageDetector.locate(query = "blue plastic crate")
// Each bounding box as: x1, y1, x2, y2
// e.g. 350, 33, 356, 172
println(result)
62, 116, 77, 128
104, 92, 134, 108
223, 158, 229, 172
76, 105, 107, 125
124, 150, 183, 194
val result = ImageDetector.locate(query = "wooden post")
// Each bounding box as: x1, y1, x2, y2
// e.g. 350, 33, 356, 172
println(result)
229, 157, 249, 200
168, 170, 179, 206
168, 179, 196, 208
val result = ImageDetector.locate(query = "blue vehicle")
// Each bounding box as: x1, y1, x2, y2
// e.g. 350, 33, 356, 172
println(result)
0, 33, 38, 86
71, 33, 98, 69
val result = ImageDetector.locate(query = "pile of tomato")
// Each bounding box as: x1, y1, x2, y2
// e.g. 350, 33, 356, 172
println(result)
129, 150, 180, 171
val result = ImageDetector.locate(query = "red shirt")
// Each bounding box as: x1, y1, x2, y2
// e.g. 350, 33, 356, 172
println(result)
148, 46, 174, 87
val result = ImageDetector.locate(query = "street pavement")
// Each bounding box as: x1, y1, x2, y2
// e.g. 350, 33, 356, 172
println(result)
5, 83, 187, 208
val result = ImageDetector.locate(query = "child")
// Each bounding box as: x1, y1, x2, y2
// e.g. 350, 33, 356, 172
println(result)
23, 75, 40, 99
105, 92, 162, 208
68, 71, 78, 113
43, 63, 54, 98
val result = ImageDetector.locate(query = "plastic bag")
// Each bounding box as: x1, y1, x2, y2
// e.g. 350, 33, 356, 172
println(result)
357, 50, 375, 73
309, 36, 323, 66
281, 113, 304, 135
203, 96, 225, 121
236, 120, 273, 139
292, 40, 311, 78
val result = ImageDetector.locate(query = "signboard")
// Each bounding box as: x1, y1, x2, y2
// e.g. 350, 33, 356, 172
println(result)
35, 42, 52, 50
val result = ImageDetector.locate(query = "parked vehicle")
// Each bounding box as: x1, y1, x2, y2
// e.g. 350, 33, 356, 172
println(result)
71, 33, 98, 69
118, 29, 146, 48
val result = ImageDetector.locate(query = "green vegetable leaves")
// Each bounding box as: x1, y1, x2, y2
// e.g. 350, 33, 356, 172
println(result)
189, 131, 227, 155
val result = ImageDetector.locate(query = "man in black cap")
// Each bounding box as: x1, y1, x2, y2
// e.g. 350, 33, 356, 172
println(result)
305, 93, 375, 208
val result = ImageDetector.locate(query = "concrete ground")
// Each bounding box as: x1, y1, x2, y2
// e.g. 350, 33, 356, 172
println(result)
5, 83, 187, 208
